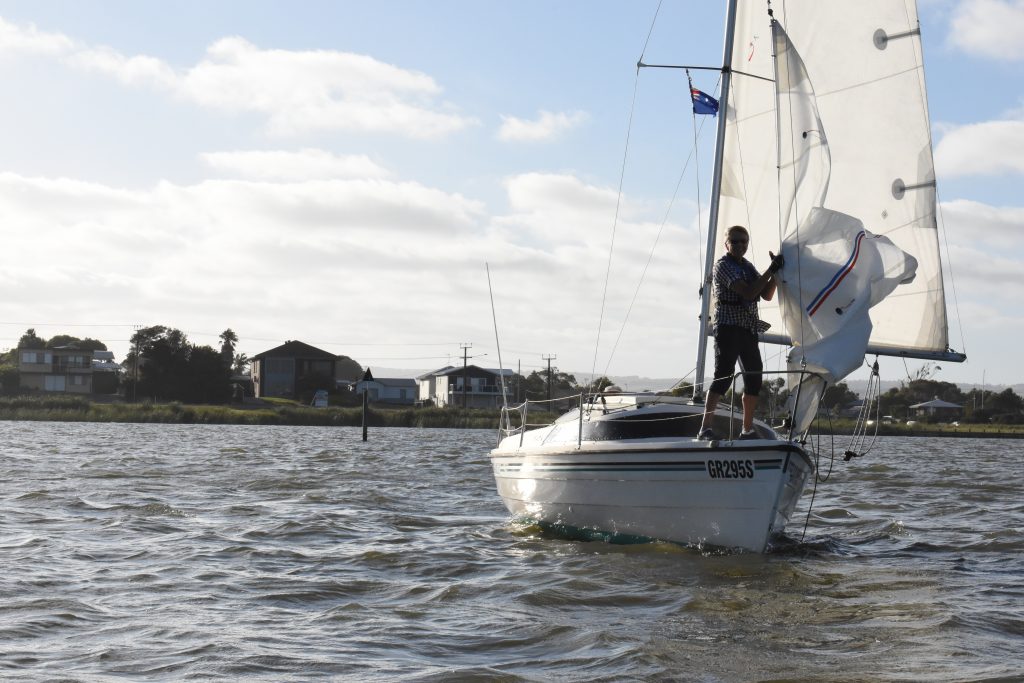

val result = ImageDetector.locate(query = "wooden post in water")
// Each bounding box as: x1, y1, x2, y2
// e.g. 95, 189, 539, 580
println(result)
361, 367, 373, 441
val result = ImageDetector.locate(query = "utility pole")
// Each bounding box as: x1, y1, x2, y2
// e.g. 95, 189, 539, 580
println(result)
461, 343, 472, 409
542, 354, 557, 406
131, 324, 141, 403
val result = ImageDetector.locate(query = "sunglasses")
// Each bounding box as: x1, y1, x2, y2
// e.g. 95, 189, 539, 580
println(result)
728, 238, 748, 244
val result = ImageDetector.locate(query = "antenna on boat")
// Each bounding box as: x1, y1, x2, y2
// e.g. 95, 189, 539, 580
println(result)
692, 0, 741, 403
485, 263, 509, 411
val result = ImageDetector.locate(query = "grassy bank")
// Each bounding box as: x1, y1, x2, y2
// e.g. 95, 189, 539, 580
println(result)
1, 396, 1020, 436
816, 418, 1024, 438
0, 396, 528, 429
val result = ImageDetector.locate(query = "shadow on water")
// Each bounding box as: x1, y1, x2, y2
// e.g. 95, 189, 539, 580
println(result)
508, 517, 862, 558
510, 516, 932, 561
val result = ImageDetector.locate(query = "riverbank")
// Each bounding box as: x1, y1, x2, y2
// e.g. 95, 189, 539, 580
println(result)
1, 396, 1021, 437
0, 396, 532, 429
818, 418, 1024, 439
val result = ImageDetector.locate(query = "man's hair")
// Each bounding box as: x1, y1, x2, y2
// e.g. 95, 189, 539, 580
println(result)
726, 225, 749, 238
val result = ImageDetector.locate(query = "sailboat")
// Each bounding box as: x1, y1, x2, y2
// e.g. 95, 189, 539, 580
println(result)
489, 0, 965, 552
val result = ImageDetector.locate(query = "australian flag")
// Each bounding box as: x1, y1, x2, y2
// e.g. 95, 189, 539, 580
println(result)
690, 87, 719, 116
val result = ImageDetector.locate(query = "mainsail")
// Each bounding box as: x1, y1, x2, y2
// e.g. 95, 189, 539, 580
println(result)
709, 1, 958, 430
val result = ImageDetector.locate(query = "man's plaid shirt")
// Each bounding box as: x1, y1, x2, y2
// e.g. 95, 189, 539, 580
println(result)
712, 254, 765, 335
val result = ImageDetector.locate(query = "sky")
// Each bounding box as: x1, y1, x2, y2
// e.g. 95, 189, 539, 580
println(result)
0, 0, 1021, 388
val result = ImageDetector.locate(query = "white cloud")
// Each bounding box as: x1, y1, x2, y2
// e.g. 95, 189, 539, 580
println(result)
0, 16, 73, 55
0, 169, 495, 353
934, 119, 1024, 176
0, 17, 475, 138
201, 149, 391, 181
940, 198, 1024, 242
497, 110, 588, 142
949, 0, 1024, 60
937, 201, 1024, 336
0, 168, 695, 377
177, 37, 475, 137
67, 45, 177, 87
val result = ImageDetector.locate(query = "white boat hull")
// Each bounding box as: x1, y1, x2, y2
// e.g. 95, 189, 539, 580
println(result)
490, 398, 814, 552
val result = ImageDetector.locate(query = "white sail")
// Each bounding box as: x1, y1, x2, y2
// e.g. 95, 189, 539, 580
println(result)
707, 1, 953, 430
715, 1, 950, 358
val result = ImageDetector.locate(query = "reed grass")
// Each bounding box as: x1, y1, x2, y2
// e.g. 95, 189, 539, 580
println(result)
1, 396, 1017, 436
0, 396, 514, 429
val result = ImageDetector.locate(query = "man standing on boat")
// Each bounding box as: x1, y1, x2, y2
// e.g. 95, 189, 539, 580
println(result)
699, 225, 784, 440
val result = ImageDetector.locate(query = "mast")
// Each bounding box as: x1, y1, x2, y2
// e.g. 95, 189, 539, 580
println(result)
693, 0, 740, 401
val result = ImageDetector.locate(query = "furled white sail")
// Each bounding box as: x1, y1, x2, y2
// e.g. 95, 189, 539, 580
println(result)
709, 1, 952, 429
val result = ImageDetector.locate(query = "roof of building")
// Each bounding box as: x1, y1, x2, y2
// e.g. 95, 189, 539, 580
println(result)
909, 397, 963, 409
420, 365, 512, 379
49, 345, 94, 355
359, 377, 417, 388
251, 340, 337, 361
417, 366, 456, 380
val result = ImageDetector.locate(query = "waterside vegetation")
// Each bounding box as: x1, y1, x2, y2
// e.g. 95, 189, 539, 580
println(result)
2, 396, 1023, 437
0, 396, 550, 430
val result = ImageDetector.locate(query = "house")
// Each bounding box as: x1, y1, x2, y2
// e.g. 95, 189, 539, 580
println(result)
838, 399, 865, 418
417, 365, 512, 408
355, 370, 417, 405
251, 340, 339, 399
18, 345, 94, 394
909, 397, 963, 419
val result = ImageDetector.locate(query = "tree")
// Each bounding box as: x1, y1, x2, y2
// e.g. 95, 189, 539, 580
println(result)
965, 387, 1024, 424
336, 355, 363, 381
879, 378, 967, 422
18, 328, 45, 349
667, 381, 695, 398
219, 328, 238, 367
822, 382, 859, 414
0, 362, 19, 394
761, 377, 789, 420
521, 368, 579, 409
586, 376, 615, 393
231, 353, 250, 376
43, 335, 108, 351
129, 326, 190, 401
182, 345, 233, 403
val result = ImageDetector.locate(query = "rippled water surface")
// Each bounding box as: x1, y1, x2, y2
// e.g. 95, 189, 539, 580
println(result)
1, 421, 1021, 681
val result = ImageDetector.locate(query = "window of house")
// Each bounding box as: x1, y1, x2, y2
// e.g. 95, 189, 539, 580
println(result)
70, 375, 87, 386
44, 375, 66, 392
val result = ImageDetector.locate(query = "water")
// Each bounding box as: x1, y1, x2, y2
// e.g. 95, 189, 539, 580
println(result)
1, 421, 1021, 682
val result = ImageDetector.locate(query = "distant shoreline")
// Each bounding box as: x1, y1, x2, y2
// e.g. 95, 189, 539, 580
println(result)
1, 396, 1021, 437
0, 396, 510, 430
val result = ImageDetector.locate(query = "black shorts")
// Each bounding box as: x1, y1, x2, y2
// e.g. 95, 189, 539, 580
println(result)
710, 325, 763, 396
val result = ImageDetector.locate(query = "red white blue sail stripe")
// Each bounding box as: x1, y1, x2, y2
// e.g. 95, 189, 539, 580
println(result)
806, 230, 866, 316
